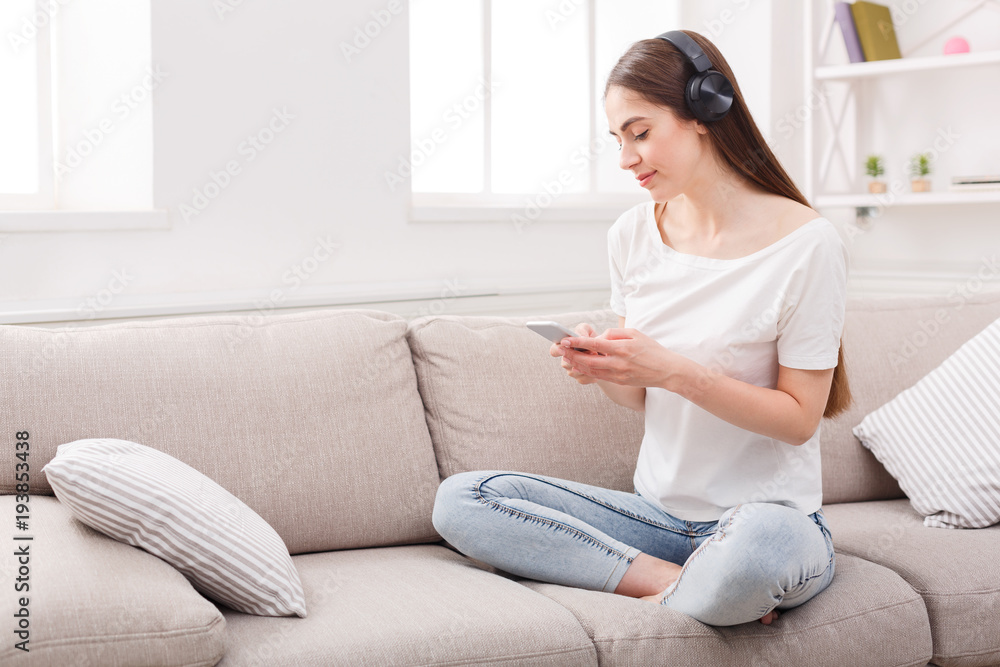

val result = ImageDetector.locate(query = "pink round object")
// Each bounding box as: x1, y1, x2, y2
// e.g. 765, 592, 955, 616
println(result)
944, 36, 970, 54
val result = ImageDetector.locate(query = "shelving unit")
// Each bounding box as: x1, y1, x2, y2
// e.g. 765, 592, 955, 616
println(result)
803, 0, 1000, 225
814, 48, 1000, 80
815, 190, 1000, 209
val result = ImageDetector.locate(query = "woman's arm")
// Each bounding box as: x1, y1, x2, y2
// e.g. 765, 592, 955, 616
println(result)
559, 329, 834, 446
594, 317, 646, 412
551, 317, 646, 413
594, 377, 646, 413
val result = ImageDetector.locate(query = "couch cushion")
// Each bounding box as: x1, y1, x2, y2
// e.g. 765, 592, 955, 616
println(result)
407, 309, 644, 492
518, 551, 931, 667
0, 496, 225, 666
821, 290, 1000, 504
44, 438, 306, 617
824, 500, 1000, 667
215, 544, 598, 666
0, 308, 441, 554
852, 315, 1000, 529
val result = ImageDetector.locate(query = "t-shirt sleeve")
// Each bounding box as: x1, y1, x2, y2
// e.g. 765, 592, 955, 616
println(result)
775, 226, 849, 370
608, 225, 626, 318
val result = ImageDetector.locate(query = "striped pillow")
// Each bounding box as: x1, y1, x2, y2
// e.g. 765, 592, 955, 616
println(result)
43, 438, 307, 617
853, 316, 1000, 529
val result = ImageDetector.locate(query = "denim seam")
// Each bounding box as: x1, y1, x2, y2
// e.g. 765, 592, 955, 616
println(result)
472, 475, 636, 562
659, 503, 743, 605
601, 546, 641, 593
660, 505, 835, 606
790, 554, 836, 589
546, 479, 694, 535
476, 472, 693, 537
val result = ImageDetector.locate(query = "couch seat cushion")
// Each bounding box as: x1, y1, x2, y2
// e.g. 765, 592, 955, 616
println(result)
215, 544, 597, 666
824, 500, 1000, 667
517, 552, 931, 667
406, 310, 644, 492
0, 496, 225, 666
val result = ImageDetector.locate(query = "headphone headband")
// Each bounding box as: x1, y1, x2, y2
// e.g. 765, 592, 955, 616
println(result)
655, 31, 712, 73
653, 30, 734, 123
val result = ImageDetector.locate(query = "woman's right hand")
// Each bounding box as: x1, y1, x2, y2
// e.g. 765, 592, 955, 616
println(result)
550, 323, 600, 384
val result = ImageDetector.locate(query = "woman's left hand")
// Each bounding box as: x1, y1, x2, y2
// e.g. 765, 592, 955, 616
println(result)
557, 328, 692, 389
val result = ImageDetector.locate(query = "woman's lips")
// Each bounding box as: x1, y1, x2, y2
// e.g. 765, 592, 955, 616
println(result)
637, 171, 655, 188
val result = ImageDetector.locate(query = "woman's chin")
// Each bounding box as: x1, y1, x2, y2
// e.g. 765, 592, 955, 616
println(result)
645, 185, 675, 203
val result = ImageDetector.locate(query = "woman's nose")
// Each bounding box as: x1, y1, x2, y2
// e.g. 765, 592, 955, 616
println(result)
619, 143, 639, 171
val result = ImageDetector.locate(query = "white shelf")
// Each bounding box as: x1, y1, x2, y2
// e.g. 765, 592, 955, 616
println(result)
816, 190, 1000, 208
815, 49, 1000, 80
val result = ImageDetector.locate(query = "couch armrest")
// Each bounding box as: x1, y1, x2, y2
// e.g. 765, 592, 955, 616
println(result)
0, 496, 225, 666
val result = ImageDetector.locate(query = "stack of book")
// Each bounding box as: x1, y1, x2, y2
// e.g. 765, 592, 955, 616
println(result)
834, 1, 902, 63
950, 176, 1000, 192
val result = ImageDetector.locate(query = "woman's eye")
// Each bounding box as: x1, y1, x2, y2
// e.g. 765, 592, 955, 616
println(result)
635, 130, 649, 141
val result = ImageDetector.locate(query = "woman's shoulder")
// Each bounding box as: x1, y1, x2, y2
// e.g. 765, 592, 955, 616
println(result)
763, 198, 849, 274
608, 201, 653, 240
771, 197, 822, 235
612, 200, 651, 225
754, 194, 840, 249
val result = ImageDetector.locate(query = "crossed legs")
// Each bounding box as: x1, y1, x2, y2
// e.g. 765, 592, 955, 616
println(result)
432, 470, 834, 627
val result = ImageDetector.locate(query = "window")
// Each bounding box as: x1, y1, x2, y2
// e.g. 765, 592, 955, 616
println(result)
0, 0, 163, 230
407, 0, 681, 221
0, 0, 53, 210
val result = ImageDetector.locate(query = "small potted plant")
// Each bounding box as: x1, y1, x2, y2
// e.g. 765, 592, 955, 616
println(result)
909, 152, 932, 192
865, 155, 886, 193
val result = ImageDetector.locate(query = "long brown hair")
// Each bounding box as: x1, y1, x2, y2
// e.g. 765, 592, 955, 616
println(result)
605, 30, 851, 419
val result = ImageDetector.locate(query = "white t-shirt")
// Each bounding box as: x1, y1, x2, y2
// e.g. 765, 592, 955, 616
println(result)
608, 201, 849, 522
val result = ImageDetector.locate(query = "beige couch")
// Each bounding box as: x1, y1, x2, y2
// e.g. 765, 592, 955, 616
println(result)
2, 290, 999, 667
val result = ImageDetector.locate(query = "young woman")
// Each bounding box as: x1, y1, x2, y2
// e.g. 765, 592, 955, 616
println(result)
432, 30, 851, 627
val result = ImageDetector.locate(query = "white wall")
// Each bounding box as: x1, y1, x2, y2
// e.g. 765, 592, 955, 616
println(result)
2, 0, 615, 325
2, 0, 998, 326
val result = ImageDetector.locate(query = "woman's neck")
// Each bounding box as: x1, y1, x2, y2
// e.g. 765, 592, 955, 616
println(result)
656, 175, 762, 240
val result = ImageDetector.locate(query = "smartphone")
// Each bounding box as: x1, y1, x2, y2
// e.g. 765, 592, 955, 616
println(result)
526, 321, 593, 353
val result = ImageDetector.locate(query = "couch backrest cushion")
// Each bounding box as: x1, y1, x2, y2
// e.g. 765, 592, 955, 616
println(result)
407, 309, 644, 492
0, 308, 441, 554
821, 289, 1000, 504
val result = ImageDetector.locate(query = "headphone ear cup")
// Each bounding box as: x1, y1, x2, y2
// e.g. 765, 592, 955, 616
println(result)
685, 70, 734, 122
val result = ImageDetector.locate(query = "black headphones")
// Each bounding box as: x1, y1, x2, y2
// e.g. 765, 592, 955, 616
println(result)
655, 30, 734, 123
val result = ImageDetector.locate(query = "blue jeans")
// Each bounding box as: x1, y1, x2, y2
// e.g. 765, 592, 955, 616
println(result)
432, 470, 836, 627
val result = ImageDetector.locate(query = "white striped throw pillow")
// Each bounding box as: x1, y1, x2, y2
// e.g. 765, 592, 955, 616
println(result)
43, 438, 307, 616
853, 316, 1000, 529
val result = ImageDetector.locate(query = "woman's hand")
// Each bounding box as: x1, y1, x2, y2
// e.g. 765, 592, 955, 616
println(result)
549, 323, 603, 384
557, 327, 691, 389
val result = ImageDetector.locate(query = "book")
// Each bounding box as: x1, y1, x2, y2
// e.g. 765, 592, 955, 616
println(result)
950, 182, 1000, 192
834, 2, 866, 63
850, 1, 902, 62
951, 175, 1000, 184
950, 175, 1000, 191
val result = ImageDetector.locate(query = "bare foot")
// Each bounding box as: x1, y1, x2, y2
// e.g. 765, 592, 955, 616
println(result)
615, 554, 683, 599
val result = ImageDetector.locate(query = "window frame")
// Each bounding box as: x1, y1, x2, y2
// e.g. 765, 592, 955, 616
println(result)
0, 2, 55, 211
0, 0, 167, 232
408, 0, 647, 223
